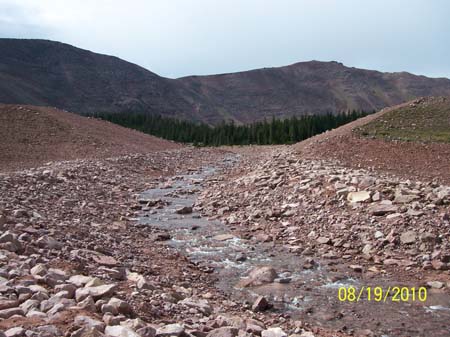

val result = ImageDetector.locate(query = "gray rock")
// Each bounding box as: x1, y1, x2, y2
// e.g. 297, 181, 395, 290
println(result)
75, 315, 106, 332
76, 284, 118, 302
107, 297, 132, 315
104, 326, 140, 337
369, 204, 398, 216
5, 327, 26, 337
179, 298, 212, 315
155, 324, 185, 337
400, 231, 416, 245
261, 328, 287, 337
0, 307, 24, 319
136, 327, 156, 337
427, 281, 444, 289
205, 327, 238, 337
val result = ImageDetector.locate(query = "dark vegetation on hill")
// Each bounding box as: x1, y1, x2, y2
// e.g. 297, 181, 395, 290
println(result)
96, 110, 370, 146
1, 39, 450, 125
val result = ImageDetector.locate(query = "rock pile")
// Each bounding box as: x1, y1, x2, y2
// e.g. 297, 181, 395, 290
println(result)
198, 149, 450, 276
0, 148, 328, 337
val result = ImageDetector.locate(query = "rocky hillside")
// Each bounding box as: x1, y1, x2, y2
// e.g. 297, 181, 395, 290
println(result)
1, 39, 450, 124
0, 104, 181, 171
295, 97, 450, 183
177, 62, 450, 123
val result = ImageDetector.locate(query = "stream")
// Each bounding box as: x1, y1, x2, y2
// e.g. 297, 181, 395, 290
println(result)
138, 156, 450, 337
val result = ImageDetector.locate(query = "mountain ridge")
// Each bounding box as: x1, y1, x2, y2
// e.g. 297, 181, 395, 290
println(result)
1, 38, 450, 124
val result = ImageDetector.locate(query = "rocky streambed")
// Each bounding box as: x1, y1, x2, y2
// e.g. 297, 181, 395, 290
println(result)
137, 153, 450, 337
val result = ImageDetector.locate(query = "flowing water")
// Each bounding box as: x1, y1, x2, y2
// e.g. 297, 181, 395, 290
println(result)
138, 157, 450, 337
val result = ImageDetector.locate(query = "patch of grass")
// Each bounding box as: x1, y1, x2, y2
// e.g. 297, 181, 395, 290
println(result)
356, 97, 450, 143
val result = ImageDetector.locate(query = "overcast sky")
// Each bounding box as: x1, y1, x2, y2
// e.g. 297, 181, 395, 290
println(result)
0, 0, 448, 79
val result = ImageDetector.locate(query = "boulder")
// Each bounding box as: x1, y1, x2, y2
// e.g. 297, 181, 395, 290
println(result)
251, 296, 270, 312
104, 326, 140, 337
261, 328, 287, 337
205, 327, 239, 337
400, 231, 416, 245
76, 284, 118, 302
238, 266, 278, 287
155, 324, 185, 337
347, 191, 371, 203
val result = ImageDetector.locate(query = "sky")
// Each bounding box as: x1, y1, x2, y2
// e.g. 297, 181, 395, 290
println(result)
0, 0, 449, 79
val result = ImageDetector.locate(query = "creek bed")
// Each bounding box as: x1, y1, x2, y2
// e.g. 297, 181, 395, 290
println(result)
138, 157, 450, 337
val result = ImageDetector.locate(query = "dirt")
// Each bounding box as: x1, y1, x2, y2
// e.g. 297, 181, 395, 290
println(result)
0, 104, 182, 172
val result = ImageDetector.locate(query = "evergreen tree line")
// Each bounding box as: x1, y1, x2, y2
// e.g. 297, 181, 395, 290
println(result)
95, 110, 371, 146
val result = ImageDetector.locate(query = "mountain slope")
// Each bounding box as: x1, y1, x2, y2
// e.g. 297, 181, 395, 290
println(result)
178, 61, 450, 123
294, 97, 450, 183
0, 104, 181, 171
1, 38, 450, 125
0, 39, 195, 119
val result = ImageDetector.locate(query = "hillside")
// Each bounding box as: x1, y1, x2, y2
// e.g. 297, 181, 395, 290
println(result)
177, 61, 450, 123
0, 104, 181, 171
0, 39, 195, 120
1, 39, 450, 125
295, 96, 450, 183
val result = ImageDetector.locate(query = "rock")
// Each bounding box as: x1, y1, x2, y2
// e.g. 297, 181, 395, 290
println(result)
427, 281, 445, 289
0, 299, 19, 310
36, 236, 63, 250
120, 318, 146, 331
407, 209, 424, 217
5, 327, 25, 337
176, 206, 192, 214
70, 275, 96, 287
71, 327, 105, 337
238, 266, 278, 287
400, 231, 416, 245
386, 213, 402, 220
34, 325, 61, 337
251, 296, 270, 312
78, 295, 96, 311
103, 313, 121, 326
30, 263, 48, 277
261, 328, 287, 337
76, 284, 118, 302
316, 237, 331, 244
101, 303, 118, 315
0, 307, 24, 319
20, 299, 39, 313
75, 315, 106, 332
371, 192, 381, 202
212, 234, 235, 241
136, 276, 155, 291
99, 267, 126, 280
205, 327, 239, 337
108, 297, 133, 315
369, 204, 398, 216
179, 298, 212, 315
0, 231, 22, 252
155, 324, 185, 337
104, 326, 140, 337
93, 255, 119, 267
347, 191, 371, 203
349, 265, 363, 272
136, 327, 156, 337
393, 193, 419, 204
374, 231, 384, 239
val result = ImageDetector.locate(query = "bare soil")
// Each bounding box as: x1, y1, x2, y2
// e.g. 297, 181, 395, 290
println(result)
0, 104, 182, 172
